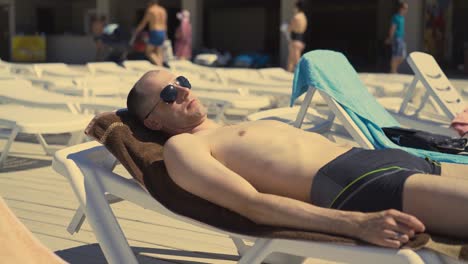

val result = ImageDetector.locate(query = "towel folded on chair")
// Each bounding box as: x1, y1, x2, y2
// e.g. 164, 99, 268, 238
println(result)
87, 109, 468, 261
290, 49, 468, 164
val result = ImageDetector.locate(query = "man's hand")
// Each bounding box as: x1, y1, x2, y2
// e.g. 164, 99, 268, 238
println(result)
357, 209, 425, 248
84, 110, 117, 140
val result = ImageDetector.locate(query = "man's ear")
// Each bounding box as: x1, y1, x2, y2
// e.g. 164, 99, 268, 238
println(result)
143, 118, 163, 130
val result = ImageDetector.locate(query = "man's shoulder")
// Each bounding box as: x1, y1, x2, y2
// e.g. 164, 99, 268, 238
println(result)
166, 133, 209, 149
154, 5, 167, 13
166, 133, 197, 145
164, 133, 211, 160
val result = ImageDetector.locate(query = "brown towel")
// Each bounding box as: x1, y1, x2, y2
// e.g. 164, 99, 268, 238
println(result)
88, 110, 468, 260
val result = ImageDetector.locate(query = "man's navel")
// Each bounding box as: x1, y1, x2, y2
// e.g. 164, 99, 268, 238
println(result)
238, 130, 246, 137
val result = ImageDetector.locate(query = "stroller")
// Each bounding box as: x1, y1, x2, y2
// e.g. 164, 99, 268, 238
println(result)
100, 24, 132, 64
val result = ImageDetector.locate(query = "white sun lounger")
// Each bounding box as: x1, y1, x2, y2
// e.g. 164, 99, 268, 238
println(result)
33, 63, 89, 78
195, 90, 272, 111
0, 79, 126, 113
258, 68, 294, 83
216, 68, 289, 88
52, 140, 448, 264
399, 52, 467, 122
0, 104, 93, 167
87, 62, 142, 77
122, 60, 166, 73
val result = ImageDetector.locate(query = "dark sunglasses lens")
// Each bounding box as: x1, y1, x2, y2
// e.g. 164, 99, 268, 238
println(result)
160, 85, 178, 103
176, 76, 191, 89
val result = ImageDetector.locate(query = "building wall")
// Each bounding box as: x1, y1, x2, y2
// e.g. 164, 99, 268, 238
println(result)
182, 0, 203, 51
6, 0, 434, 69
13, 0, 97, 35
0, 0, 14, 36
71, 0, 96, 34
280, 0, 294, 69
406, 0, 424, 53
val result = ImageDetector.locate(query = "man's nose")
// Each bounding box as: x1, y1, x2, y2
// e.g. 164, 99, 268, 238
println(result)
176, 86, 190, 103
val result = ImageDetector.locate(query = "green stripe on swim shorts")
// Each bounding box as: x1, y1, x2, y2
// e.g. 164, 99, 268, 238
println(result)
328, 166, 403, 208
425, 156, 441, 167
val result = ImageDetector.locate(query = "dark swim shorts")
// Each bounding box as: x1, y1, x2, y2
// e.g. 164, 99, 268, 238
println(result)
310, 148, 441, 212
149, 30, 166, 46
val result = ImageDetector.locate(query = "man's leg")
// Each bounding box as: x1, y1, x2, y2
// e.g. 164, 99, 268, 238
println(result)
154, 45, 164, 66
402, 173, 468, 238
0, 197, 67, 263
145, 44, 159, 65
293, 41, 305, 70
390, 56, 401, 73
440, 162, 468, 179
287, 42, 295, 72
287, 41, 303, 72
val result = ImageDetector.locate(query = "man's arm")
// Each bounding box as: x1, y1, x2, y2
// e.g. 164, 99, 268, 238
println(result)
0, 197, 67, 263
163, 134, 424, 248
385, 17, 397, 44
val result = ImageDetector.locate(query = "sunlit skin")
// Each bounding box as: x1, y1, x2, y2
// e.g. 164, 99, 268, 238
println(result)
0, 197, 67, 264
83, 69, 468, 249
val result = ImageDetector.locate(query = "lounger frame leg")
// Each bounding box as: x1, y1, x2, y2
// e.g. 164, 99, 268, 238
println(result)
214, 102, 229, 123
67, 207, 86, 234
0, 125, 19, 168
238, 238, 272, 264
413, 90, 431, 116
72, 166, 138, 264
65, 102, 81, 114
68, 131, 85, 146
293, 86, 316, 128
230, 236, 251, 256
36, 134, 59, 155
399, 76, 419, 115
319, 90, 374, 149
67, 194, 124, 234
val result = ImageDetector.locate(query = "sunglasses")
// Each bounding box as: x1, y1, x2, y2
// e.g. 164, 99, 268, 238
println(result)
143, 76, 192, 120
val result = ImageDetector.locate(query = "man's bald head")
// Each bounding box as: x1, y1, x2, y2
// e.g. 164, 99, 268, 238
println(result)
127, 70, 162, 121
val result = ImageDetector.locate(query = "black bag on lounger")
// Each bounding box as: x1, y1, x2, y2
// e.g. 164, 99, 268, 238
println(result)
383, 127, 468, 155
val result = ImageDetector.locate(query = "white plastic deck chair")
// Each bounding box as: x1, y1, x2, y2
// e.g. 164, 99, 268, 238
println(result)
0, 79, 126, 113
53, 140, 449, 264
33, 63, 89, 78
87, 62, 141, 77
258, 67, 294, 83
0, 104, 93, 168
399, 52, 466, 121
0, 64, 14, 80
293, 85, 374, 149
122, 60, 166, 73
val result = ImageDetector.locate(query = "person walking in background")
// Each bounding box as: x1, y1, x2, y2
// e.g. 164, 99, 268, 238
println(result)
91, 14, 106, 61
132, 0, 167, 66
174, 10, 192, 60
287, 0, 308, 72
386, 1, 409, 73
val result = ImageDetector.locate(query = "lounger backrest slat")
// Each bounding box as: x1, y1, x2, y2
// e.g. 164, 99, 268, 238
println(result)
407, 52, 466, 120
